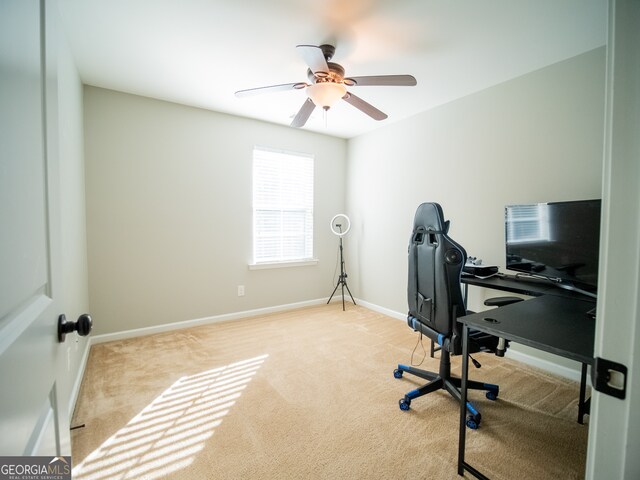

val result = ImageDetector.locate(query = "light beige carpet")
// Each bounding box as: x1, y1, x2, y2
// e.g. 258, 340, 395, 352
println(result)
71, 304, 588, 479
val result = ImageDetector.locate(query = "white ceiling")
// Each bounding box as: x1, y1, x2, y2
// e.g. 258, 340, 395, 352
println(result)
58, 0, 607, 139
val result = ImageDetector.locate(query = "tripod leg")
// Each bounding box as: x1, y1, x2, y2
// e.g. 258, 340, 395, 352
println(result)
341, 280, 345, 311
327, 280, 340, 305
344, 280, 356, 306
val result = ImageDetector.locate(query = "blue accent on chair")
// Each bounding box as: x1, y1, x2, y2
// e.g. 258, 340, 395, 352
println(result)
406, 389, 420, 400
466, 402, 479, 416
438, 333, 445, 346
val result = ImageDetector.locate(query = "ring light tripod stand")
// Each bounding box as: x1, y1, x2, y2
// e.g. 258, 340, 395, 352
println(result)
327, 214, 356, 311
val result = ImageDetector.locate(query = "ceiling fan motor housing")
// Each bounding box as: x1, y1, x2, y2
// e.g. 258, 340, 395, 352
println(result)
319, 44, 335, 61
307, 62, 345, 84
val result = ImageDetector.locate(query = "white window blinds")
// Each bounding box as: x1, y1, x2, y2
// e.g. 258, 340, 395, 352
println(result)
252, 147, 314, 263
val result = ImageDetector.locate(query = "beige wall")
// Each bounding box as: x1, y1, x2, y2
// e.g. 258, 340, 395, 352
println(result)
345, 47, 606, 370
84, 88, 347, 335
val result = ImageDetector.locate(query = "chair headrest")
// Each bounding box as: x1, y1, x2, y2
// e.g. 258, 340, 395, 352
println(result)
413, 203, 449, 234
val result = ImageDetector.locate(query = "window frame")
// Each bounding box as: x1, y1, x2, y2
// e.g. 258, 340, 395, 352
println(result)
250, 146, 317, 269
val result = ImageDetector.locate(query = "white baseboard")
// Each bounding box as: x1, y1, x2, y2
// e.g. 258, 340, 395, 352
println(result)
354, 298, 406, 321
90, 297, 331, 345
68, 340, 91, 419
505, 348, 587, 384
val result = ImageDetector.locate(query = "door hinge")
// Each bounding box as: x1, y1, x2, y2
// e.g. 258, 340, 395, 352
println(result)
591, 357, 627, 399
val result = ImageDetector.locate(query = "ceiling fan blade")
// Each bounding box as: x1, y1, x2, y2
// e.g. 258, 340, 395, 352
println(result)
342, 92, 387, 121
344, 75, 417, 87
296, 45, 330, 77
235, 82, 306, 97
291, 98, 316, 128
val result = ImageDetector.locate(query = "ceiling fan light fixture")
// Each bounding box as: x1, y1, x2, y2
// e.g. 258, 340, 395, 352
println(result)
306, 82, 347, 110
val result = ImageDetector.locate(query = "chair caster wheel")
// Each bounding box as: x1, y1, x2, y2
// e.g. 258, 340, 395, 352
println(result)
399, 398, 411, 411
486, 390, 498, 401
393, 369, 403, 379
466, 414, 481, 429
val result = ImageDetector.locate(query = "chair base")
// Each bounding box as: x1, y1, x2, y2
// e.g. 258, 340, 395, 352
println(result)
394, 363, 499, 429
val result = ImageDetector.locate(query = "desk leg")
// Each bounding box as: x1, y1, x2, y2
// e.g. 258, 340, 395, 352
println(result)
458, 324, 469, 476
579, 363, 588, 424
458, 324, 490, 480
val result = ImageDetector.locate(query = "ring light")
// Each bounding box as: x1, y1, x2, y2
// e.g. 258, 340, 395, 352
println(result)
330, 214, 351, 237
327, 213, 356, 310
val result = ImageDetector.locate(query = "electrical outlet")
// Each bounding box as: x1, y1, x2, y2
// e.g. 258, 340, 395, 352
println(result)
238, 285, 245, 296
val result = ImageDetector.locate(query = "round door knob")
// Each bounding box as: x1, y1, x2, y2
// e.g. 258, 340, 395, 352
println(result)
58, 313, 93, 343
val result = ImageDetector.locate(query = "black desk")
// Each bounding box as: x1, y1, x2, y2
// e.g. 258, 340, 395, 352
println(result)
462, 273, 595, 423
457, 276, 596, 479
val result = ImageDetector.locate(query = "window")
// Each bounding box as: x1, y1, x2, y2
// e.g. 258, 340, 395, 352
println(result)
252, 147, 314, 265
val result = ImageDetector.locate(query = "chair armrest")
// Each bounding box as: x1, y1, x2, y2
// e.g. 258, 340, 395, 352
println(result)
484, 296, 523, 307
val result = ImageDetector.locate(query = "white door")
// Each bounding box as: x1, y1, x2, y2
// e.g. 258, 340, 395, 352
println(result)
586, 1, 640, 478
0, 0, 70, 456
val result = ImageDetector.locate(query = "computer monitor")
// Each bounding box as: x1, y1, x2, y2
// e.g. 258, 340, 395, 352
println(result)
505, 199, 601, 297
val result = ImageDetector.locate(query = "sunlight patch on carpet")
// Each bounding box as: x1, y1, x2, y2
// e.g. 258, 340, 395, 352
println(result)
72, 354, 268, 480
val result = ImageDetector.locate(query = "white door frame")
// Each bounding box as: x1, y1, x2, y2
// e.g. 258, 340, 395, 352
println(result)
586, 1, 640, 478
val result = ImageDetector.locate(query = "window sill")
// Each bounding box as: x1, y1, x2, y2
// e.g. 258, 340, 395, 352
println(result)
248, 259, 319, 270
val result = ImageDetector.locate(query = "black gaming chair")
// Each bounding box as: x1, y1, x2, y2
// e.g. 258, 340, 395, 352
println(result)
394, 203, 502, 429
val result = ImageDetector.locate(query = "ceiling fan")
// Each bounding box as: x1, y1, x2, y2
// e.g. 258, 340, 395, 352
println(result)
235, 44, 417, 128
